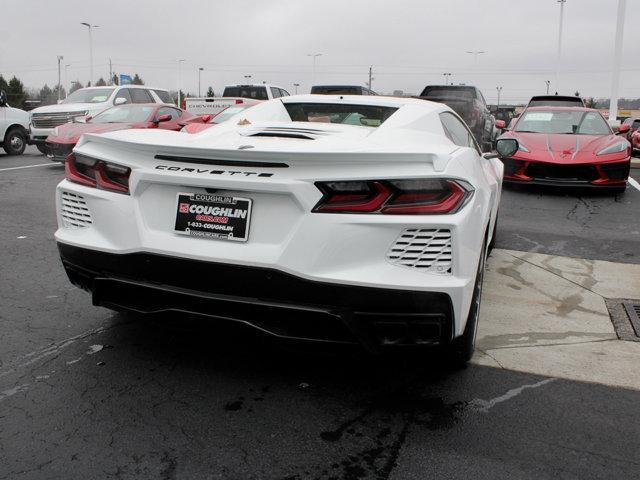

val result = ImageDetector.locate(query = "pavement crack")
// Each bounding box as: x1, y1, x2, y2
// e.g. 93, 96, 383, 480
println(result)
469, 378, 557, 412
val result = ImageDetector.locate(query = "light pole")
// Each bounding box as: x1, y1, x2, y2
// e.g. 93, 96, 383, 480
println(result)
198, 67, 204, 97
307, 53, 322, 85
293, 83, 300, 94
80, 23, 98, 86
244, 75, 252, 82
496, 86, 503, 108
609, 0, 627, 122
466, 50, 485, 65
177, 59, 185, 107
545, 80, 551, 94
57, 55, 64, 102
443, 72, 452, 85
555, 0, 566, 94
64, 64, 70, 98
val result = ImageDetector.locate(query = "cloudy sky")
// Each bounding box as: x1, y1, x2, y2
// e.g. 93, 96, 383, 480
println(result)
2, 0, 639, 103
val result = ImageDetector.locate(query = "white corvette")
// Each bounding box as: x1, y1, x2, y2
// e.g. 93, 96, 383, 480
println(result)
55, 95, 515, 363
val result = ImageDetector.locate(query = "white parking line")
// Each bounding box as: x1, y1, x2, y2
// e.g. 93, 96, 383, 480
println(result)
629, 177, 640, 192
0, 163, 54, 172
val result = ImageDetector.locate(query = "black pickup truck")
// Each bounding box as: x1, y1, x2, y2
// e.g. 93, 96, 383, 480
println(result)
417, 85, 496, 151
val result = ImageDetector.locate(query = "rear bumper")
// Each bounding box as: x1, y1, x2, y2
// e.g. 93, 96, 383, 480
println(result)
58, 243, 455, 351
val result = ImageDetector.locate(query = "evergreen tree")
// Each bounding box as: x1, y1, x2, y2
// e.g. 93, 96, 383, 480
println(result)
112, 73, 119, 85
95, 77, 107, 86
70, 81, 84, 94
0, 75, 8, 94
7, 76, 26, 108
206, 86, 215, 97
132, 73, 144, 85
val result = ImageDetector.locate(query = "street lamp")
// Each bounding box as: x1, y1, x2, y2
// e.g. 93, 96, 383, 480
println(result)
57, 55, 64, 102
80, 23, 99, 86
64, 64, 70, 98
443, 72, 452, 85
609, 0, 627, 122
555, 0, 567, 94
466, 50, 485, 65
545, 80, 551, 94
244, 75, 252, 82
293, 83, 300, 94
307, 53, 322, 85
496, 86, 503, 108
177, 59, 185, 107
198, 67, 204, 97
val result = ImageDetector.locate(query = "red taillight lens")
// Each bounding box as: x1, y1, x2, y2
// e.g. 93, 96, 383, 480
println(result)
313, 178, 473, 215
65, 153, 131, 194
235, 99, 244, 104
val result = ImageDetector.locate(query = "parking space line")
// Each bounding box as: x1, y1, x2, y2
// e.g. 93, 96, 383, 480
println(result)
0, 163, 54, 172
629, 177, 640, 192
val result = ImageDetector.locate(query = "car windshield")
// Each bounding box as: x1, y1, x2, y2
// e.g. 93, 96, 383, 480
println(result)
515, 110, 611, 135
284, 103, 397, 127
223, 86, 268, 100
91, 105, 155, 124
212, 105, 252, 123
62, 88, 115, 104
421, 87, 475, 100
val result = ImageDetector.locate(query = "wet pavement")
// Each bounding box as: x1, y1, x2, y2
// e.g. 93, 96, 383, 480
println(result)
1, 148, 640, 479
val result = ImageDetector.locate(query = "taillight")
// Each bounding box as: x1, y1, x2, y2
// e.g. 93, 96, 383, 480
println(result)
235, 99, 244, 104
65, 153, 131, 194
313, 179, 473, 215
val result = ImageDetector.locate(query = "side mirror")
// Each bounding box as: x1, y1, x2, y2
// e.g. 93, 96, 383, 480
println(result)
114, 97, 128, 105
496, 138, 519, 158
495, 119, 506, 130
155, 113, 171, 123
618, 124, 630, 134
0, 90, 7, 107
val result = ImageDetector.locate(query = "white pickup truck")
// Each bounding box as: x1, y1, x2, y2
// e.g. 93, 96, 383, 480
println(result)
184, 84, 290, 117
0, 91, 30, 156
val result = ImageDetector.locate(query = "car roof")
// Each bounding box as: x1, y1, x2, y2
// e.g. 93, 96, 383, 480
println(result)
524, 106, 597, 112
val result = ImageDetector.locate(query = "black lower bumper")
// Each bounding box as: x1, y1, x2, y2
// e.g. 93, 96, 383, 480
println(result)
503, 178, 626, 189
58, 244, 454, 351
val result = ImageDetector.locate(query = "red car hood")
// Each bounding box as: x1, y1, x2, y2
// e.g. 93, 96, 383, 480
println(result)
47, 122, 135, 144
507, 131, 623, 164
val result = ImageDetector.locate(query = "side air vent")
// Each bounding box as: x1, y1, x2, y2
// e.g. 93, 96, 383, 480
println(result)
60, 191, 92, 228
387, 228, 452, 274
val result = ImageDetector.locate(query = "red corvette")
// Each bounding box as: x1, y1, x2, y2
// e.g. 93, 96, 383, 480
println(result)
498, 106, 631, 192
630, 129, 640, 154
45, 103, 209, 162
181, 101, 260, 134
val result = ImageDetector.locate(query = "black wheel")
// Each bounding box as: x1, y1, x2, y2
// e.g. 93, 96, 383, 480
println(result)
36, 144, 48, 155
3, 127, 26, 155
488, 214, 498, 253
446, 239, 487, 366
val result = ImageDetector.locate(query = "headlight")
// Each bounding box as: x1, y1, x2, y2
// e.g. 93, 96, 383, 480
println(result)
597, 142, 628, 156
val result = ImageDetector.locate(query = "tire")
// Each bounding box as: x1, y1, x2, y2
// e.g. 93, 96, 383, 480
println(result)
3, 127, 27, 155
488, 214, 498, 253
445, 238, 487, 366
36, 144, 48, 155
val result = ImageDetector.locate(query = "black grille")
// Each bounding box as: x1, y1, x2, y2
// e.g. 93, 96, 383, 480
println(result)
623, 303, 640, 337
525, 163, 599, 182
502, 158, 525, 176
600, 162, 630, 180
45, 142, 73, 162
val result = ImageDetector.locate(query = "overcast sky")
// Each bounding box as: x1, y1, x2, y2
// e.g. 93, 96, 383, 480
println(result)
2, 0, 639, 103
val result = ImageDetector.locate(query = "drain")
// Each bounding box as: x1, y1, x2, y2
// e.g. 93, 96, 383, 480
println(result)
623, 303, 640, 337
605, 299, 640, 342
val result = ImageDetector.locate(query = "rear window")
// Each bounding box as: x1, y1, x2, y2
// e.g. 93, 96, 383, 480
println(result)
284, 103, 397, 127
420, 86, 475, 100
153, 90, 173, 103
311, 86, 362, 95
223, 86, 268, 100
528, 97, 584, 107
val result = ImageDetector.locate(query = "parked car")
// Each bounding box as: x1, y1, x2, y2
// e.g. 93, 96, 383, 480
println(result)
621, 117, 640, 140
527, 95, 585, 108
182, 101, 260, 134
311, 85, 377, 95
55, 95, 510, 364
29, 85, 172, 154
0, 90, 30, 156
629, 128, 640, 154
498, 106, 631, 192
44, 104, 208, 162
221, 84, 290, 101
418, 85, 496, 152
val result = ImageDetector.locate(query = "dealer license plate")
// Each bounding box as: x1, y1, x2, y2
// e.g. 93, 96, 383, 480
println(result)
174, 192, 252, 242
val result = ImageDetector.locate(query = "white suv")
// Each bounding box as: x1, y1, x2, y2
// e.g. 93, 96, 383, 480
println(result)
0, 91, 30, 156
29, 85, 172, 154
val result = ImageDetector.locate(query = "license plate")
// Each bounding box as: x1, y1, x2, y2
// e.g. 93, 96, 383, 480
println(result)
174, 192, 252, 242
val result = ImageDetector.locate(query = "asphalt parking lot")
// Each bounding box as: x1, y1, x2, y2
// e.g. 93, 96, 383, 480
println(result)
1, 146, 640, 479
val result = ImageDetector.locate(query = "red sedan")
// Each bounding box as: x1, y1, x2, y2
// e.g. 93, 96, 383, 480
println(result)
45, 103, 209, 162
498, 106, 631, 192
